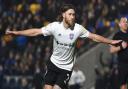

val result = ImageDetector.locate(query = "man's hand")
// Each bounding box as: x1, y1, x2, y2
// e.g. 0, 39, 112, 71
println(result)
6, 30, 18, 35
121, 41, 127, 49
110, 40, 127, 53
111, 40, 127, 49
111, 40, 122, 45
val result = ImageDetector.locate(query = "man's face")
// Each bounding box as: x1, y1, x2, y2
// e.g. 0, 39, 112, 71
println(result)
63, 9, 75, 27
119, 17, 128, 31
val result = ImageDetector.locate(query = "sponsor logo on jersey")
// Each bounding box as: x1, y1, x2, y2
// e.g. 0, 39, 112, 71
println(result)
56, 41, 75, 47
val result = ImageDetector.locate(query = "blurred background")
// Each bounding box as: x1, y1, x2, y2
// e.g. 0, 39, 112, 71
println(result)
0, 0, 128, 89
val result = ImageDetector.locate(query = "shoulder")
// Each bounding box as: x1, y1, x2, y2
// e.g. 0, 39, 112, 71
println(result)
74, 23, 82, 28
74, 23, 85, 31
74, 23, 89, 33
51, 21, 61, 25
74, 23, 88, 31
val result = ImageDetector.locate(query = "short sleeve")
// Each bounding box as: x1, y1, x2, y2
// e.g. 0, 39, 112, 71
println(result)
79, 25, 90, 38
41, 22, 55, 36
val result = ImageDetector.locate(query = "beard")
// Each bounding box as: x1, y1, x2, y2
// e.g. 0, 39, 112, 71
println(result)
64, 17, 75, 27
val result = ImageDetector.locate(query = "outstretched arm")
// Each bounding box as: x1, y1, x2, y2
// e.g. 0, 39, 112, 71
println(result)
6, 28, 42, 36
88, 33, 121, 45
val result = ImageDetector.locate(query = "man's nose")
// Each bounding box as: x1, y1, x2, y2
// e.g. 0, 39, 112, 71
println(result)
71, 15, 75, 19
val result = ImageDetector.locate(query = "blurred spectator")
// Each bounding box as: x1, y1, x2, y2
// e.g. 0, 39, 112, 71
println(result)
69, 65, 86, 89
33, 60, 46, 89
15, 35, 28, 52
20, 78, 30, 89
4, 51, 16, 75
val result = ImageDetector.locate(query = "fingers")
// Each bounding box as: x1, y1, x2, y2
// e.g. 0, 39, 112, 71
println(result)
111, 40, 123, 47
6, 30, 12, 34
5, 30, 16, 35
115, 40, 122, 43
112, 40, 122, 44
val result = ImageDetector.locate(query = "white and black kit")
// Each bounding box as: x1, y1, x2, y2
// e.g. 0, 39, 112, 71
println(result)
42, 22, 90, 89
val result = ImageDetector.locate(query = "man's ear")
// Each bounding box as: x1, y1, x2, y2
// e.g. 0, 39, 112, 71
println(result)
62, 13, 65, 18
119, 23, 121, 27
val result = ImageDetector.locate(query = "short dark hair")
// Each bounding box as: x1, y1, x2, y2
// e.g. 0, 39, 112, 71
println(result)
56, 4, 76, 22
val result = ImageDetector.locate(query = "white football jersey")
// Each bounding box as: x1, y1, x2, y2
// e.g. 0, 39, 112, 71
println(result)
41, 22, 90, 71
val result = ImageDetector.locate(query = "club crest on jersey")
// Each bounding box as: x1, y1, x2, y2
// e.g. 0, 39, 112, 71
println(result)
69, 33, 74, 40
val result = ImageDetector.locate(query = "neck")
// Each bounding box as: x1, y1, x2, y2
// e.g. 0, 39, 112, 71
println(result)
62, 20, 75, 30
62, 20, 69, 29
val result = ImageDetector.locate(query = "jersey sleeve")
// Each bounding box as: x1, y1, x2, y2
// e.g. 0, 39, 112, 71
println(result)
79, 25, 90, 38
41, 22, 55, 36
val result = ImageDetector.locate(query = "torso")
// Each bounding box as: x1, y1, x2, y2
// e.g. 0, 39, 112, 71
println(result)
113, 31, 128, 64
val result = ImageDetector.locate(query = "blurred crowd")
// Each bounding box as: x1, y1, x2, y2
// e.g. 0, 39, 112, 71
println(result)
0, 0, 128, 89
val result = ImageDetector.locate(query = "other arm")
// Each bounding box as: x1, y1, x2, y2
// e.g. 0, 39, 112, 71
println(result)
6, 22, 55, 36
6, 28, 42, 36
88, 33, 121, 45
